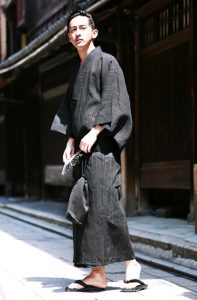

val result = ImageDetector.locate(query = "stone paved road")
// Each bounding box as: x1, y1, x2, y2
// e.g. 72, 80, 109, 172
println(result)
0, 213, 197, 300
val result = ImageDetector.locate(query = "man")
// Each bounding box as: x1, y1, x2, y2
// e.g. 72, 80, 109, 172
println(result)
51, 10, 147, 293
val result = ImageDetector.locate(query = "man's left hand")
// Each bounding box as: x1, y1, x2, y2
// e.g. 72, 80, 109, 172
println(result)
79, 125, 104, 153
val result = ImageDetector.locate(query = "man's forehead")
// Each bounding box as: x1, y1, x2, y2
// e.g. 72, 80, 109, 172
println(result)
69, 15, 89, 27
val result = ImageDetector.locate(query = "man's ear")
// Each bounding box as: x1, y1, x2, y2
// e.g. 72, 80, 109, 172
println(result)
92, 29, 98, 39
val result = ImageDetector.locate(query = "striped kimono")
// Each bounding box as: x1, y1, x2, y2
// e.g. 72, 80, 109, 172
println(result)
51, 46, 135, 267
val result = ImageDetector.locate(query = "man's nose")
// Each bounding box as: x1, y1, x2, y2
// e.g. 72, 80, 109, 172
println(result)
76, 28, 81, 35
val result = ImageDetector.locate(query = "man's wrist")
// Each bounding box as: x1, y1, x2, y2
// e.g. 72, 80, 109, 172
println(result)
92, 125, 104, 136
67, 137, 75, 146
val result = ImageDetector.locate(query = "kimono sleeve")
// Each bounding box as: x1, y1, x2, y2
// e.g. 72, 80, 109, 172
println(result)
51, 64, 79, 137
95, 56, 132, 151
94, 59, 114, 125
50, 89, 73, 137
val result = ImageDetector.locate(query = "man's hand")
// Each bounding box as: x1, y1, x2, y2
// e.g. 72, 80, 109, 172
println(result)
63, 137, 75, 163
80, 125, 104, 153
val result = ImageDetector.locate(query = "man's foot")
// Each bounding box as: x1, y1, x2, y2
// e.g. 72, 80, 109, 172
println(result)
65, 280, 106, 292
65, 266, 107, 292
121, 260, 148, 292
125, 260, 141, 282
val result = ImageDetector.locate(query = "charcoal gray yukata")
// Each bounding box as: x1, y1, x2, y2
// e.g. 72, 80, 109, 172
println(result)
51, 46, 135, 267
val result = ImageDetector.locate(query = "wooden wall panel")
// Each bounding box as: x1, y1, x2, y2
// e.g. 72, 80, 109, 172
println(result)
140, 160, 192, 189
140, 42, 191, 163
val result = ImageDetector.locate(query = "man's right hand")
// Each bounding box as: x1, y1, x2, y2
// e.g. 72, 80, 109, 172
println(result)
63, 137, 75, 163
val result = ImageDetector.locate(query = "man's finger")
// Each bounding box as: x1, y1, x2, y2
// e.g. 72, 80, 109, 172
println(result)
87, 144, 92, 153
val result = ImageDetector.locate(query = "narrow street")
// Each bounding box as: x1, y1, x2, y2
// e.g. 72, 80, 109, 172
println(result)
0, 213, 196, 300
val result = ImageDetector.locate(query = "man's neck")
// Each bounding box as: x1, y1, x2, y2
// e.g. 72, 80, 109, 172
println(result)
77, 43, 95, 63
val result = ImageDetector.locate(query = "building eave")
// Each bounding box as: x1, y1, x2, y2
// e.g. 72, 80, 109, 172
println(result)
0, 0, 111, 76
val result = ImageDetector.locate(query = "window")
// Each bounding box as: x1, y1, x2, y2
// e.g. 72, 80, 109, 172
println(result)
141, 0, 190, 48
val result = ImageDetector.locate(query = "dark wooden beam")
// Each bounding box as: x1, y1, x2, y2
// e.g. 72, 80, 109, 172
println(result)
138, 0, 173, 16
121, 0, 151, 9
191, 0, 197, 232
140, 161, 192, 190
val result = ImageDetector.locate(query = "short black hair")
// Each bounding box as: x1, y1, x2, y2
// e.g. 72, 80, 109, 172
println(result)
67, 10, 95, 30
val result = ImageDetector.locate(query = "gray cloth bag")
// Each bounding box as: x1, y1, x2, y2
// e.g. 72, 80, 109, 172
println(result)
66, 176, 89, 225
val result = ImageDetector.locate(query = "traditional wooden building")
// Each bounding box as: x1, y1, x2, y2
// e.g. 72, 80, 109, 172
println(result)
127, 0, 197, 229
0, 0, 196, 231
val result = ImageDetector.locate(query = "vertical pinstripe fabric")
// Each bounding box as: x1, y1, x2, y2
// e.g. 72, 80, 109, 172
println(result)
72, 142, 135, 267
51, 46, 135, 267
51, 47, 132, 151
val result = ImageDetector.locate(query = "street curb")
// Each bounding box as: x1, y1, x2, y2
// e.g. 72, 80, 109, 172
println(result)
130, 230, 197, 262
0, 203, 72, 229
0, 207, 73, 239
136, 253, 197, 281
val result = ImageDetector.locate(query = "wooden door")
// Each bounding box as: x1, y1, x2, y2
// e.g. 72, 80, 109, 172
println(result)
136, 0, 192, 217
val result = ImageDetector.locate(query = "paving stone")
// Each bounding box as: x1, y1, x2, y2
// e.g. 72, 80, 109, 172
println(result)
0, 213, 197, 300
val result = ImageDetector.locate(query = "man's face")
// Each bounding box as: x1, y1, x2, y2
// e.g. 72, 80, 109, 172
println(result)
68, 15, 98, 49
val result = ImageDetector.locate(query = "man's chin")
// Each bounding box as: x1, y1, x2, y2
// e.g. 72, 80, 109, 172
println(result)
75, 43, 87, 50
75, 40, 84, 46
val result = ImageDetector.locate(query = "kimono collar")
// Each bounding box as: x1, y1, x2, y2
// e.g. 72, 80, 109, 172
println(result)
72, 46, 102, 100
79, 46, 102, 72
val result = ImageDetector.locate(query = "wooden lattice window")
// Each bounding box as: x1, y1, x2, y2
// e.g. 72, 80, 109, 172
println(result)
141, 0, 190, 48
